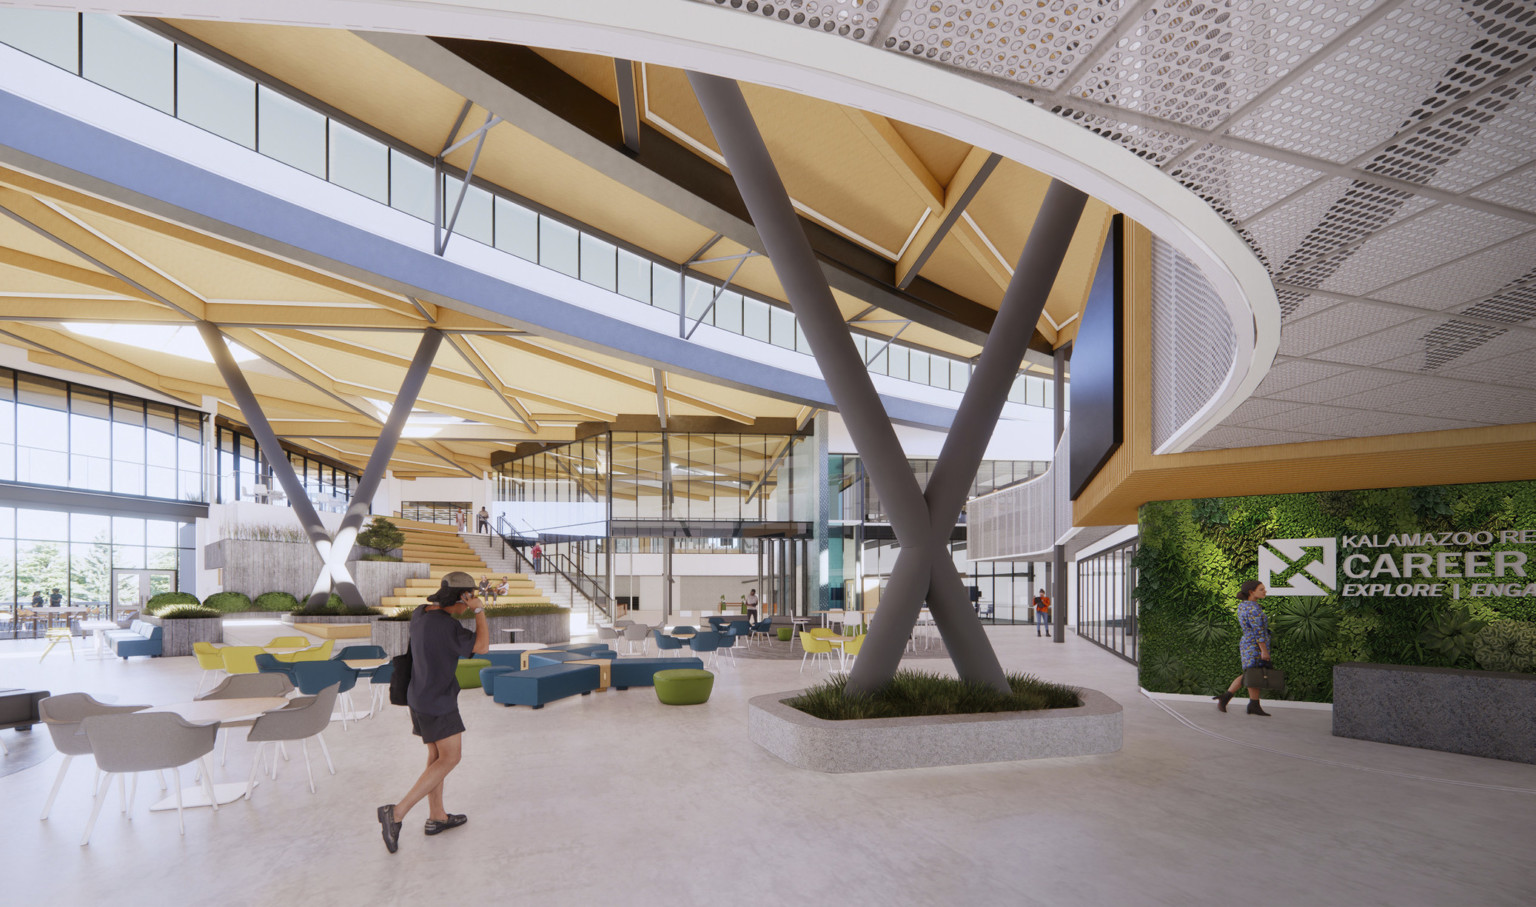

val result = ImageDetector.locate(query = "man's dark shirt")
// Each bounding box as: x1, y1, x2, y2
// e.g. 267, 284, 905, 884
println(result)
407, 605, 476, 716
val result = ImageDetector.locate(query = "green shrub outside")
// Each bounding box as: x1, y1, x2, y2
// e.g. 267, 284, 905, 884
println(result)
1137, 480, 1536, 703
786, 670, 1081, 720
360, 553, 402, 562
297, 593, 381, 616
144, 591, 199, 615
254, 591, 300, 612
202, 591, 253, 613
155, 605, 223, 619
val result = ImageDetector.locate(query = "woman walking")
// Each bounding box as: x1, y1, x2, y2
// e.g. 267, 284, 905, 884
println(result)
1216, 580, 1272, 716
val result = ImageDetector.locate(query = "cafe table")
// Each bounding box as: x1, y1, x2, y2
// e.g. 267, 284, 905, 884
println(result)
142, 697, 289, 809
79, 619, 120, 658
343, 657, 387, 678
824, 635, 855, 671
501, 628, 526, 641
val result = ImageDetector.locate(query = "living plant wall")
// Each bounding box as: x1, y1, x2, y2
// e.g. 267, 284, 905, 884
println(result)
1136, 480, 1536, 702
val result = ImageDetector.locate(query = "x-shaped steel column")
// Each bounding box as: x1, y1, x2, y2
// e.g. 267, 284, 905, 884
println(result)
687, 73, 1087, 693
200, 324, 443, 609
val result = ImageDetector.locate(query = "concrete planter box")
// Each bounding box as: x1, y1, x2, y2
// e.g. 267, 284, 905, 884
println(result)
374, 619, 411, 657
749, 687, 1122, 773
370, 611, 571, 657
203, 539, 427, 605
139, 615, 222, 657
1333, 662, 1536, 764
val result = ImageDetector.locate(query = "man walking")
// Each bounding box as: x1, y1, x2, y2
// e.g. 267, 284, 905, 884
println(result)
378, 571, 489, 853
476, 506, 490, 534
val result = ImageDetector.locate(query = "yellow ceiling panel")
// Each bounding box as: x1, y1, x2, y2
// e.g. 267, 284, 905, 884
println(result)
641, 65, 928, 258
0, 215, 105, 273
0, 261, 131, 298
911, 235, 1005, 310
164, 21, 469, 157
888, 121, 973, 187
1042, 200, 1114, 345
62, 205, 380, 306
531, 47, 620, 104
959, 158, 1054, 267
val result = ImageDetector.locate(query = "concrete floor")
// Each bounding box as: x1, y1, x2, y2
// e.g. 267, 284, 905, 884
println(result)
2, 625, 1533, 906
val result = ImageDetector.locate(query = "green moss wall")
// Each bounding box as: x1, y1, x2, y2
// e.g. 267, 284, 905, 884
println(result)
1136, 480, 1536, 702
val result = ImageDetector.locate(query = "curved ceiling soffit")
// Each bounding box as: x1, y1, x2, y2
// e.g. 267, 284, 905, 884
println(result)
39, 0, 1279, 450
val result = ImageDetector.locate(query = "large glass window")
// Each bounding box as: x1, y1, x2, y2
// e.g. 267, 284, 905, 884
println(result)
328, 120, 388, 203
176, 46, 255, 147
257, 84, 326, 178
81, 14, 173, 114
0, 8, 79, 71
494, 197, 539, 262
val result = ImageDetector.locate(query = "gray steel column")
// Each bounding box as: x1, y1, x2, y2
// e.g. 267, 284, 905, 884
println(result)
663, 536, 674, 617
689, 71, 1086, 693
812, 411, 830, 614
327, 328, 443, 607
778, 537, 789, 617
1053, 342, 1068, 642
195, 322, 330, 549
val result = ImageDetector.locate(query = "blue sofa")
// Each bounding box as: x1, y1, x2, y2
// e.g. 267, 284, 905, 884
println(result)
492, 664, 601, 708
107, 621, 162, 658
611, 657, 703, 690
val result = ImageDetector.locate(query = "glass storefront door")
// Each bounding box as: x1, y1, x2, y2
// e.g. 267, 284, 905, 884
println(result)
111, 569, 175, 618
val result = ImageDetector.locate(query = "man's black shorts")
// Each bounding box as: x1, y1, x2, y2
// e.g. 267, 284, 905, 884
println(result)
409, 707, 466, 743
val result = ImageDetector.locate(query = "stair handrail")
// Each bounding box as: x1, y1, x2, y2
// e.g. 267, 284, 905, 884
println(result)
493, 515, 613, 623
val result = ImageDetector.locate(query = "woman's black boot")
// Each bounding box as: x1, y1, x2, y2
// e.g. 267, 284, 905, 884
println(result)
1215, 692, 1234, 712
1246, 699, 1270, 717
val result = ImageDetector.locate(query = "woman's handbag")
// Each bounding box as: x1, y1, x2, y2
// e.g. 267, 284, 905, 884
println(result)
388, 646, 412, 706
1243, 662, 1287, 693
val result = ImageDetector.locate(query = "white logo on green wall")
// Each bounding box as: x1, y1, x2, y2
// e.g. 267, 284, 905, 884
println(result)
1258, 538, 1337, 595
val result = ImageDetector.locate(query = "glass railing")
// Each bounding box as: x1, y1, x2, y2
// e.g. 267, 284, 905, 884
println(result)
0, 9, 1061, 409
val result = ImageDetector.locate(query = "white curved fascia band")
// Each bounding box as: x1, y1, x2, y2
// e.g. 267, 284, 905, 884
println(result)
5, 0, 1277, 449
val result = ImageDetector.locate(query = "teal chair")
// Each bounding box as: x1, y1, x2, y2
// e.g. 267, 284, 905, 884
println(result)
292, 661, 359, 728
653, 629, 686, 657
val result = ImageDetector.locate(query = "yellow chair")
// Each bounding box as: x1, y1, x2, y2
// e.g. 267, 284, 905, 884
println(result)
219, 646, 266, 675
40, 627, 74, 662
840, 633, 865, 670
799, 632, 834, 673
265, 636, 309, 648
193, 642, 226, 695
279, 639, 335, 663
809, 628, 836, 639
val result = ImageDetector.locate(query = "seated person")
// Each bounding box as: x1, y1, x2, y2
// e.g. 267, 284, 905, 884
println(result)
495, 577, 510, 601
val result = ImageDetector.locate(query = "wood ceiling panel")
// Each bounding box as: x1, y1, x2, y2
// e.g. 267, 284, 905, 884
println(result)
888, 121, 972, 187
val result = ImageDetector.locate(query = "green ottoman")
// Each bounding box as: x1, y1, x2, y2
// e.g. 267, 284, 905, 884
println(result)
654, 669, 714, 705
456, 658, 492, 689
776, 627, 792, 642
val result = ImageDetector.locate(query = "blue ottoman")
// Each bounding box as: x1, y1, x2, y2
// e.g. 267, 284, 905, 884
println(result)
611, 657, 704, 690
547, 644, 614, 657
480, 665, 519, 695
527, 651, 598, 668
492, 664, 600, 708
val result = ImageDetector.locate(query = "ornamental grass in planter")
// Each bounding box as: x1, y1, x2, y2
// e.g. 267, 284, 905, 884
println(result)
255, 591, 300, 612
202, 591, 253, 613
786, 670, 1082, 721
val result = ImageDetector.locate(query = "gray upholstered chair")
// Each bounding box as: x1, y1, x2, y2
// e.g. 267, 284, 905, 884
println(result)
623, 623, 650, 654
37, 693, 150, 821
597, 626, 621, 650
612, 619, 635, 630
196, 672, 294, 765
244, 684, 338, 797
79, 712, 220, 843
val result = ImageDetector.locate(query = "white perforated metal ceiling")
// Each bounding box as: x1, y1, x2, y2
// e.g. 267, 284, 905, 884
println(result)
700, 0, 1536, 449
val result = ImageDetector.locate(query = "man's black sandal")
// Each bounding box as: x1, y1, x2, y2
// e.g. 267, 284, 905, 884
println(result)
425, 814, 468, 835
378, 804, 402, 853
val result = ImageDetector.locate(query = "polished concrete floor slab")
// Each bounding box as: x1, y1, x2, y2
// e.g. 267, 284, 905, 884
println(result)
1, 627, 1532, 906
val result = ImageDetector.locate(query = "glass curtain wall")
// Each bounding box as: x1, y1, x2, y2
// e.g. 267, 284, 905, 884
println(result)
851, 458, 1048, 523
0, 367, 204, 501
1076, 539, 1138, 663
399, 501, 472, 526
214, 424, 358, 513
1, 506, 195, 634
967, 559, 1038, 625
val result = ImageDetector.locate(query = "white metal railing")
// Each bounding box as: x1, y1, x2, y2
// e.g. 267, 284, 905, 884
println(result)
967, 426, 1070, 561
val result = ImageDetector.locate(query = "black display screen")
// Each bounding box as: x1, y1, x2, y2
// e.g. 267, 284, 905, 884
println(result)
1069, 215, 1123, 500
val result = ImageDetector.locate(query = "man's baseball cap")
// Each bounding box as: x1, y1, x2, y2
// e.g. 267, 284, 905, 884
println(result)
440, 571, 478, 593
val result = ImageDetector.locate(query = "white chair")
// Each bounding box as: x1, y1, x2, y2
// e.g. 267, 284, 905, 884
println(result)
38, 693, 152, 822
79, 712, 220, 843
622, 624, 649, 655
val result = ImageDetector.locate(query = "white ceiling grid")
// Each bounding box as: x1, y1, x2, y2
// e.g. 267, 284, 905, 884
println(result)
700, 0, 1536, 450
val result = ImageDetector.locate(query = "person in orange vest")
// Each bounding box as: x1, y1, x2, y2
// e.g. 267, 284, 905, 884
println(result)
1033, 590, 1051, 637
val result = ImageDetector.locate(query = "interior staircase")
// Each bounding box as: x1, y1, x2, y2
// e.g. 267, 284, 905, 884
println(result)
379, 518, 555, 610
